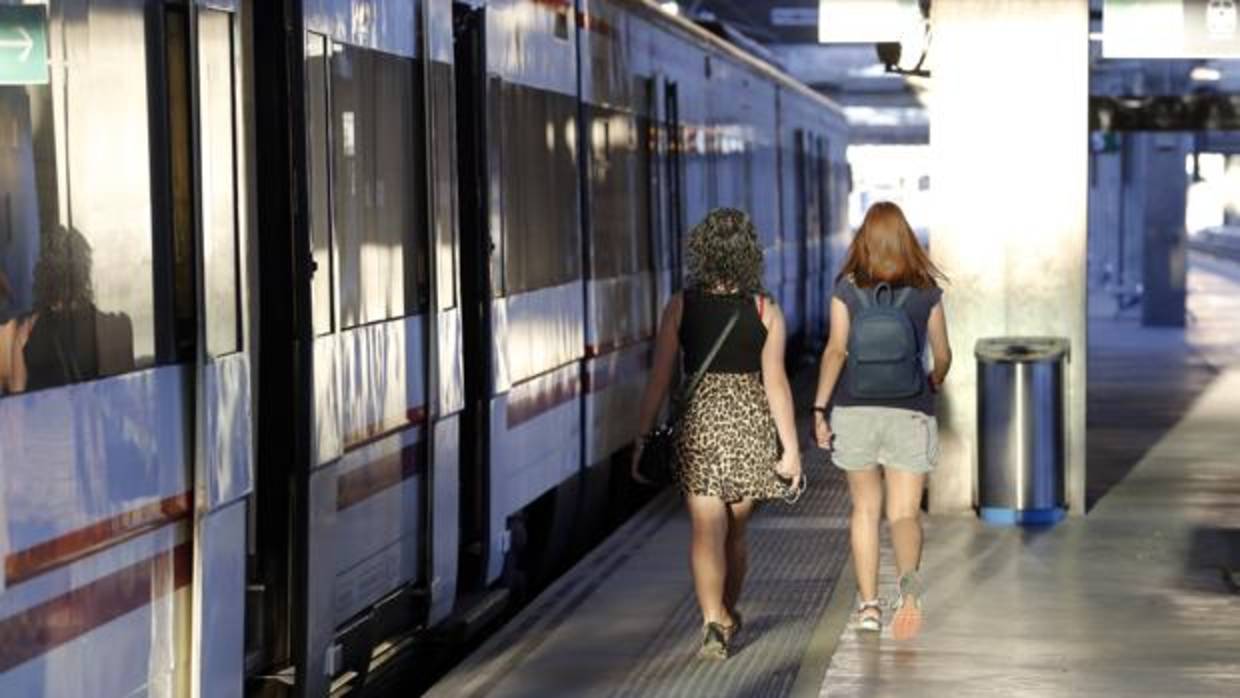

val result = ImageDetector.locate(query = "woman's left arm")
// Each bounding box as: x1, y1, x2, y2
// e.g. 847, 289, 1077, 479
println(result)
631, 295, 683, 482
760, 302, 801, 481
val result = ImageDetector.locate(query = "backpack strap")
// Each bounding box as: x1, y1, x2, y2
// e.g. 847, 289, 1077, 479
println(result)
893, 287, 913, 309
872, 282, 893, 306
854, 282, 874, 309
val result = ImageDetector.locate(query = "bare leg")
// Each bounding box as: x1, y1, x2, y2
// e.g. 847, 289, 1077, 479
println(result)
687, 494, 734, 627
885, 469, 927, 640
723, 498, 755, 615
884, 470, 927, 578
846, 469, 884, 605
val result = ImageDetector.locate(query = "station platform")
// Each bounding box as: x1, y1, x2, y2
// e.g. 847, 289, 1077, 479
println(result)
427, 254, 1240, 698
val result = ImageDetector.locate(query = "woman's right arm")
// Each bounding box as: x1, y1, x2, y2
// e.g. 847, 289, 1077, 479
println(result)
632, 294, 683, 481
812, 297, 850, 448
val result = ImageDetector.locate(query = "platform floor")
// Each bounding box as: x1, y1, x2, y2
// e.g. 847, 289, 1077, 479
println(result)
427, 254, 1240, 698
822, 367, 1240, 696
426, 437, 852, 698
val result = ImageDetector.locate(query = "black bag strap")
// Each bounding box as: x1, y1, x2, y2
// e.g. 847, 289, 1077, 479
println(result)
674, 308, 740, 416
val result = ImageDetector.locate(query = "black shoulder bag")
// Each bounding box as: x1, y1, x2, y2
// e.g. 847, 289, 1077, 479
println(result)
636, 309, 741, 486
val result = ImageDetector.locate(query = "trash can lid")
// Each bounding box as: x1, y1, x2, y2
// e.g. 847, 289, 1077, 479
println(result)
975, 337, 1070, 363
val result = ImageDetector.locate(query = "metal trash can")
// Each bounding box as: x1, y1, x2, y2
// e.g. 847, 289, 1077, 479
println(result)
976, 337, 1069, 525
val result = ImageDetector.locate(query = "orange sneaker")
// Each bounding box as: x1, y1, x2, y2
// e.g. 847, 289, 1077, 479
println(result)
891, 572, 924, 641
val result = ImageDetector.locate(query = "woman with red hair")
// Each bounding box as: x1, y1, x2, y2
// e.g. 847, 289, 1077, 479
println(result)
812, 201, 952, 641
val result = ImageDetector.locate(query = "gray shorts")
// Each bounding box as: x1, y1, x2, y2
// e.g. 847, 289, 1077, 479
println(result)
830, 406, 939, 474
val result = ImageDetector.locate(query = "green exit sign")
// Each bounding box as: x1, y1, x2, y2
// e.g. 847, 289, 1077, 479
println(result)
0, 4, 49, 86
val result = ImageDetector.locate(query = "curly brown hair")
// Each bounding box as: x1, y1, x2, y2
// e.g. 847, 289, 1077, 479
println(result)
686, 208, 765, 296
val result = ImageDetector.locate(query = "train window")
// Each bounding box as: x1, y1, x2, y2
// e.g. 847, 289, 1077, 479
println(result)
0, 0, 169, 396
306, 33, 334, 336
498, 83, 580, 295
330, 45, 429, 327
588, 106, 651, 279
428, 61, 458, 311
199, 9, 242, 357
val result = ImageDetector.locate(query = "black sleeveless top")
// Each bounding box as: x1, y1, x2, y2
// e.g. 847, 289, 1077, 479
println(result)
678, 291, 767, 374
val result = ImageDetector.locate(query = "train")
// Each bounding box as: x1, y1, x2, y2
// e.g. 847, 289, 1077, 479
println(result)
0, 1, 849, 696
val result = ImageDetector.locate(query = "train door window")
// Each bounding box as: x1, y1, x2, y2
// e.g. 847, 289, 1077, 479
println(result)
498, 83, 580, 295
163, 6, 196, 362
663, 81, 683, 283
330, 45, 429, 327
817, 136, 831, 241
427, 60, 458, 311
0, 0, 185, 396
198, 9, 242, 357
639, 78, 658, 278
306, 33, 333, 336
589, 107, 648, 280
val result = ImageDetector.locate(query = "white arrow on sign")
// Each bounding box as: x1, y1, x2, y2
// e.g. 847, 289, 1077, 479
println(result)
0, 27, 33, 63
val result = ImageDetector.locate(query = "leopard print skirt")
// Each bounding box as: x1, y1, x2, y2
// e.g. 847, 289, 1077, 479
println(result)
675, 372, 789, 502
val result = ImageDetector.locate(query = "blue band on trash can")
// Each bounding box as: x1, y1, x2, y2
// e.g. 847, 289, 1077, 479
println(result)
979, 507, 1065, 526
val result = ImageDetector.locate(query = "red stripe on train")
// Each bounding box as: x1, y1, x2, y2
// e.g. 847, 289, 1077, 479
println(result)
343, 404, 428, 450
337, 441, 427, 511
528, 0, 616, 38
506, 373, 582, 429
4, 492, 192, 587
0, 543, 191, 673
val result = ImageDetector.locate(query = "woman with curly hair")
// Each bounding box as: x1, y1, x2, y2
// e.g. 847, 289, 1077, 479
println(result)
812, 201, 951, 641
633, 208, 803, 660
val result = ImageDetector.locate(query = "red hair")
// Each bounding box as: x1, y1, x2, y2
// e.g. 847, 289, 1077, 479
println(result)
838, 202, 944, 289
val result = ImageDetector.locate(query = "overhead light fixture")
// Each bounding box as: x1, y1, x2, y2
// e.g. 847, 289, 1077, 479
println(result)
819, 0, 923, 43
660, 1, 680, 16
1191, 65, 1222, 81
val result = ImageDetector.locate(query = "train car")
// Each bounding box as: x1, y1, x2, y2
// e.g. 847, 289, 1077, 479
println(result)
0, 2, 257, 696
0, 1, 848, 697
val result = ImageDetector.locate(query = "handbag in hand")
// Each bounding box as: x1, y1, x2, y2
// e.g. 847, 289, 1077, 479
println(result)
636, 309, 741, 486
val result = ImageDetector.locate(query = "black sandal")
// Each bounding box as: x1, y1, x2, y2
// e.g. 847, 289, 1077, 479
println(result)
721, 609, 742, 644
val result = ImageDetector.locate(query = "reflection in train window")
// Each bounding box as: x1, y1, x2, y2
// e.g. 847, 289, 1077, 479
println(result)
330, 45, 429, 328
498, 83, 580, 294
0, 0, 172, 395
199, 9, 242, 357
589, 106, 651, 280
306, 33, 334, 336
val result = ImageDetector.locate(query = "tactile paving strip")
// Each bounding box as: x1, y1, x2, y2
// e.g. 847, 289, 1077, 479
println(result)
608, 448, 851, 698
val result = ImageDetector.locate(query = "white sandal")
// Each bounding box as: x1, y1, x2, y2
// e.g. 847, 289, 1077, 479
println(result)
856, 599, 882, 632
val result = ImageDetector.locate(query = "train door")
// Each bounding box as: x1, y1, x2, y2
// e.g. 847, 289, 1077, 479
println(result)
188, 4, 255, 697
451, 2, 496, 600
305, 28, 437, 698
248, 1, 311, 693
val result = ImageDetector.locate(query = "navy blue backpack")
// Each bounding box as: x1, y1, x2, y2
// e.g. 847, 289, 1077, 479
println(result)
846, 282, 923, 399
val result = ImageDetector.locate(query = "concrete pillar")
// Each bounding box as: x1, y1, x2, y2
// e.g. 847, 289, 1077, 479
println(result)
929, 0, 1089, 516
